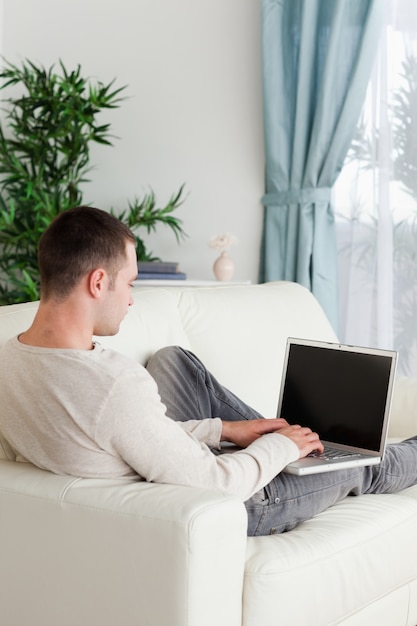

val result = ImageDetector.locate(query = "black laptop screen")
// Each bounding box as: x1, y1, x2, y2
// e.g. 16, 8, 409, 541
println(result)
278, 344, 394, 451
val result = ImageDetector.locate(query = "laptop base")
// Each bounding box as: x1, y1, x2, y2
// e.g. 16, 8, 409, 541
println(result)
284, 454, 381, 476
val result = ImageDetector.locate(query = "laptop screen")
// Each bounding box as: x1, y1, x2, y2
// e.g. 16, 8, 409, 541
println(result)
277, 340, 397, 452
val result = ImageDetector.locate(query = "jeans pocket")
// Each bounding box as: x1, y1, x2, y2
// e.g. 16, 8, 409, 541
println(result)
245, 488, 271, 536
246, 487, 269, 507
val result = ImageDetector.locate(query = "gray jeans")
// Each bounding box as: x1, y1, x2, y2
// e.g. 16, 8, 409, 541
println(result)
146, 346, 417, 536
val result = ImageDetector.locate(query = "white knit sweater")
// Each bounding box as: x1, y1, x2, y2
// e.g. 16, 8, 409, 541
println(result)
0, 337, 298, 501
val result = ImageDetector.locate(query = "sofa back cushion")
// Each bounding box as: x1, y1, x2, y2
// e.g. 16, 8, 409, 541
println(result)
0, 282, 336, 457
0, 301, 40, 347
96, 287, 192, 362
177, 282, 337, 417
0, 289, 191, 461
0, 301, 40, 461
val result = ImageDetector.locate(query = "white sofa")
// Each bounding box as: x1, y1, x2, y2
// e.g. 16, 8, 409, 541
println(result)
1, 281, 417, 626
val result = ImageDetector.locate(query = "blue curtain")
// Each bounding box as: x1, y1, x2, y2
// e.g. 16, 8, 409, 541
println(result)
260, 0, 387, 330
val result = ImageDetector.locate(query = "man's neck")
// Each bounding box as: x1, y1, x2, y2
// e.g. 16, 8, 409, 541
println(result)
19, 298, 95, 350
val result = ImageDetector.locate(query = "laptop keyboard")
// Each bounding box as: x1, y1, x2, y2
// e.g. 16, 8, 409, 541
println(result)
308, 447, 361, 461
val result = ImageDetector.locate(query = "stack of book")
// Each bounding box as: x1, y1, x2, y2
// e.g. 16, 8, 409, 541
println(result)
137, 261, 187, 280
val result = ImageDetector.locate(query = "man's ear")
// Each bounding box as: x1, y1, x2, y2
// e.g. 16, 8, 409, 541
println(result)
88, 268, 107, 298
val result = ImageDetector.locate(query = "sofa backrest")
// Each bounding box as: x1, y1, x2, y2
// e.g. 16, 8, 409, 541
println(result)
95, 282, 337, 415
0, 281, 337, 460
173, 282, 337, 416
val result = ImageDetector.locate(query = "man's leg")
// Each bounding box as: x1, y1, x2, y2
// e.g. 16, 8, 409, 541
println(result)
246, 436, 417, 535
146, 345, 263, 422
147, 346, 417, 537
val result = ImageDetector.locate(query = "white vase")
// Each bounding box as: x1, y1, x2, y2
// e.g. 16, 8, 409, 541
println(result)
213, 251, 235, 281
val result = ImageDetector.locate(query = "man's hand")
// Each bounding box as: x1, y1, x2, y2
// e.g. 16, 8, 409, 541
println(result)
221, 418, 290, 448
276, 424, 324, 458
221, 419, 323, 458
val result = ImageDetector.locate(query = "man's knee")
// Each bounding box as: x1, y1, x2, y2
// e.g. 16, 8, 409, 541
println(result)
147, 346, 205, 388
146, 345, 182, 372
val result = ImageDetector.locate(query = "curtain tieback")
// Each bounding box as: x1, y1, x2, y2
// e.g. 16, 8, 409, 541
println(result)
262, 187, 331, 205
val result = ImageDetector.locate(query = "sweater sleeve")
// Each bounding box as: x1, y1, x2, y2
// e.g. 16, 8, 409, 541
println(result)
176, 418, 222, 448
95, 366, 299, 501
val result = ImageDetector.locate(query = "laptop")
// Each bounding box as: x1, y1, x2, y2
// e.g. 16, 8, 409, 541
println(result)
277, 338, 397, 475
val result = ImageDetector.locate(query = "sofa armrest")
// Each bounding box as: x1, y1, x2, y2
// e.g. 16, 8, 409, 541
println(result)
0, 461, 248, 626
389, 377, 417, 439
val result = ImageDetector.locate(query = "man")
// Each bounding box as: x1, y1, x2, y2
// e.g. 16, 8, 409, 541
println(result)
1, 206, 417, 536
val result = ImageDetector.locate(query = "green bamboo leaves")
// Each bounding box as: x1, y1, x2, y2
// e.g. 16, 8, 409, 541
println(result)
0, 59, 186, 303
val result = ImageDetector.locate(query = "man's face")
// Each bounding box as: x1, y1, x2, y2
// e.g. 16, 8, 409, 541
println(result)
95, 241, 138, 336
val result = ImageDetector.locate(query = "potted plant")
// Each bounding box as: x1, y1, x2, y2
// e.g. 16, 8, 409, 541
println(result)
0, 58, 186, 304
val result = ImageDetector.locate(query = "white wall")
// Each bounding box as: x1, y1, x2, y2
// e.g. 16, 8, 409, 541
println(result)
0, 0, 265, 282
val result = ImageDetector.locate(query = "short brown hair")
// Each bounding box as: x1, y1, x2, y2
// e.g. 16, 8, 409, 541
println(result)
38, 206, 136, 301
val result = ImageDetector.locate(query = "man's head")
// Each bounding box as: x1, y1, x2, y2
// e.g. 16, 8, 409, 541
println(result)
38, 206, 136, 302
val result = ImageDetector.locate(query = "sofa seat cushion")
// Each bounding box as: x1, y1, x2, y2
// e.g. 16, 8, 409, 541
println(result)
244, 486, 417, 626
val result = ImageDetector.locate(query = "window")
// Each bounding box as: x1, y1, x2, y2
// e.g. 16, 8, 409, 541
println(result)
334, 0, 417, 377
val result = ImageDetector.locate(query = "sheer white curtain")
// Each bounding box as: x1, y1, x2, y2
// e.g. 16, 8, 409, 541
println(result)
334, 0, 417, 377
